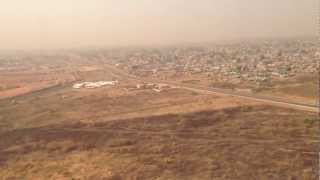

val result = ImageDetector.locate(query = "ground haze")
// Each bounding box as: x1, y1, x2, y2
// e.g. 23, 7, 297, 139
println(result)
0, 1, 319, 180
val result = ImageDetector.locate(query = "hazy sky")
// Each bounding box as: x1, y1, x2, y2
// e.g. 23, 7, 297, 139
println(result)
0, 0, 317, 49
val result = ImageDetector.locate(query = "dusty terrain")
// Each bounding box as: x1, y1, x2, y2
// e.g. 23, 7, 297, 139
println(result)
0, 105, 318, 180
0, 77, 319, 180
160, 73, 319, 106
0, 54, 319, 179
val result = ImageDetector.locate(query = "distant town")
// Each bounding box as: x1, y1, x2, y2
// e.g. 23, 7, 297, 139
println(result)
102, 38, 319, 90
0, 38, 318, 96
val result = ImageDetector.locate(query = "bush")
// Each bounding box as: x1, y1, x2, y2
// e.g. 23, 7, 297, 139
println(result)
304, 118, 319, 125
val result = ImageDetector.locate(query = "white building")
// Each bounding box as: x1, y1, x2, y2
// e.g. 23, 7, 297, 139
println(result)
72, 80, 118, 89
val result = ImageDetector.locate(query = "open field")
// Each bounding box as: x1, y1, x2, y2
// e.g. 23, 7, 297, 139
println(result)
257, 82, 318, 106
0, 71, 73, 99
0, 51, 319, 179
167, 73, 319, 106
0, 72, 319, 179
0, 105, 318, 180
0, 80, 256, 132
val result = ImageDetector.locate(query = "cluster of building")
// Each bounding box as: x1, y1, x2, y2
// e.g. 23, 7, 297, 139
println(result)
73, 81, 118, 89
2, 38, 318, 91
126, 83, 172, 93
100, 38, 319, 88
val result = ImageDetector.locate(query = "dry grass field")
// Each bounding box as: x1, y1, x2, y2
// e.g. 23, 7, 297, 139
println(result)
0, 73, 318, 179
0, 59, 318, 180
0, 105, 318, 180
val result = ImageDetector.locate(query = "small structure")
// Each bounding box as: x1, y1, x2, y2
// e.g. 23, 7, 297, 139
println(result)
152, 88, 162, 93
73, 81, 118, 89
125, 83, 172, 93
73, 83, 83, 89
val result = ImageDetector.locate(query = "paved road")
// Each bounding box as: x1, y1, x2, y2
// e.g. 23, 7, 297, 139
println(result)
104, 64, 319, 113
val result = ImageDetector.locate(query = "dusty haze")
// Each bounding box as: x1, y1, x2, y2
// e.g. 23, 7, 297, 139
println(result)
0, 0, 317, 49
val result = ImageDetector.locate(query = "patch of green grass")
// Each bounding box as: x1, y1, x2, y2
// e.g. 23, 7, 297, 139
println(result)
304, 118, 319, 125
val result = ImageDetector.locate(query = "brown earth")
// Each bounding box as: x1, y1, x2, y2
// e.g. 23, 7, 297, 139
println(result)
0, 61, 318, 180
0, 105, 318, 180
